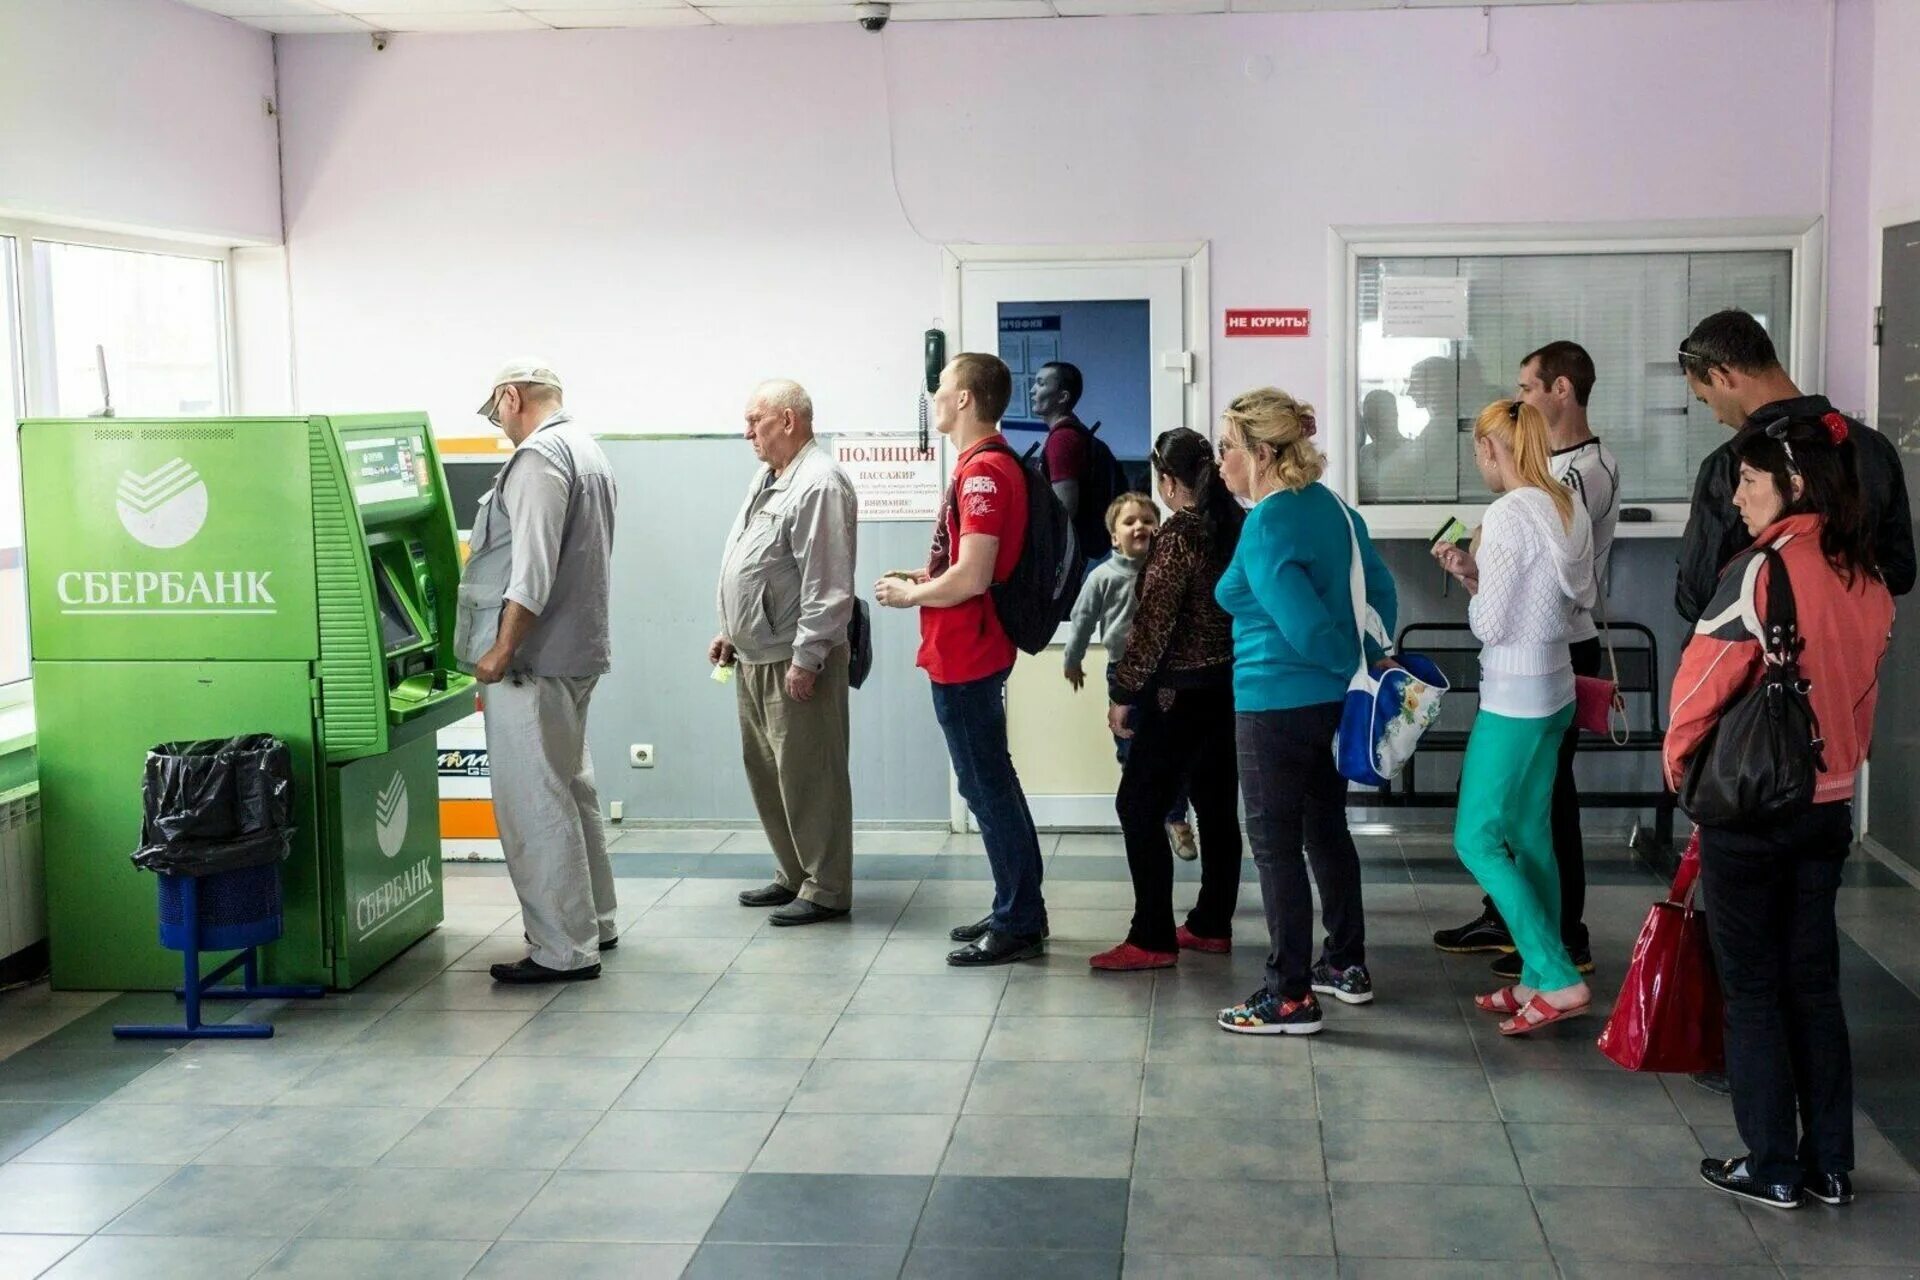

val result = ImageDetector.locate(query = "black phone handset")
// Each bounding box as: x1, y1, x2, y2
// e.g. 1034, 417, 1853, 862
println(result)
921, 329, 945, 452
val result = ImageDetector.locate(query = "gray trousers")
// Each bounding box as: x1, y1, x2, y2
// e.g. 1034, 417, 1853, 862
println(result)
736, 647, 854, 909
483, 674, 618, 970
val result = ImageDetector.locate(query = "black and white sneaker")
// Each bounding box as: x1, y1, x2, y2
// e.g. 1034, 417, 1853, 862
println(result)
1432, 907, 1513, 954
1700, 1155, 1801, 1209
1309, 959, 1374, 1006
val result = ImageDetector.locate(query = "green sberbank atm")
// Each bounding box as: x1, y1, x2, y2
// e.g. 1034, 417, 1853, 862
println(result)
21, 414, 476, 990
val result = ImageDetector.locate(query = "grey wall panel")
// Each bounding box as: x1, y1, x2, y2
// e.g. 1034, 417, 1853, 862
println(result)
590, 438, 951, 824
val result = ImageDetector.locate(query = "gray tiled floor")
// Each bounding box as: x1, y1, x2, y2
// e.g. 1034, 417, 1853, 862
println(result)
2, 826, 1919, 1278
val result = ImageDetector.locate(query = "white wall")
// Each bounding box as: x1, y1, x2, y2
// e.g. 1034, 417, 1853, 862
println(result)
275, 2, 1836, 435
1868, 0, 1920, 221
0, 0, 281, 242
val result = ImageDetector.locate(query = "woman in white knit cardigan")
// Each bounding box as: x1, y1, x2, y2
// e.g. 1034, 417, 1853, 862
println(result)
1434, 399, 1596, 1037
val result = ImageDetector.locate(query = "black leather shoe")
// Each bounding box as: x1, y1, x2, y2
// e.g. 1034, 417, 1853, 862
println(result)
769, 900, 849, 928
1699, 1155, 1801, 1209
950, 915, 1050, 943
1805, 1171, 1854, 1206
947, 931, 1045, 967
739, 883, 799, 908
490, 958, 601, 985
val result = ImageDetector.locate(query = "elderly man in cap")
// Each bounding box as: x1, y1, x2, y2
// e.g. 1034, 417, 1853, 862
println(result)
457, 360, 621, 984
710, 380, 860, 925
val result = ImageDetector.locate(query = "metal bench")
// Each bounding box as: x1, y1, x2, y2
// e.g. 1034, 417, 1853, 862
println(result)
1348, 621, 1677, 862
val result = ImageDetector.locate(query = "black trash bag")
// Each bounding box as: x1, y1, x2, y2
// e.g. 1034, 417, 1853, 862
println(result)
131, 735, 296, 876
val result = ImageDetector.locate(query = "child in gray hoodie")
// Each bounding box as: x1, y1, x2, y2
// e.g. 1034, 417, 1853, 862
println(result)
1064, 493, 1196, 859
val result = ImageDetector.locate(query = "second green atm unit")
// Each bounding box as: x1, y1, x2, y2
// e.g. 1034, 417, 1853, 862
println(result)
22, 413, 477, 990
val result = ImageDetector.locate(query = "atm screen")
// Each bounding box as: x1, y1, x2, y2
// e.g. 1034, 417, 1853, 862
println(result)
348, 434, 432, 508
375, 566, 424, 654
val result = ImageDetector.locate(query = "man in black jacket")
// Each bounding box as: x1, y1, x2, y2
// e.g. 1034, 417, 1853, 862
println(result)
1676, 310, 1914, 624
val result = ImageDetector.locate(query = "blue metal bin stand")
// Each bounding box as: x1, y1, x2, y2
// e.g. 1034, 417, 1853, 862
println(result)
113, 863, 324, 1040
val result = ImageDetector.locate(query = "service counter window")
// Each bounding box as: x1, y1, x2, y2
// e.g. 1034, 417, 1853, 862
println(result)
1341, 235, 1807, 533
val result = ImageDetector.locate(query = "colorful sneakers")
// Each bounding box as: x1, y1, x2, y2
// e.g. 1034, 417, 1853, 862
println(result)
1089, 942, 1178, 972
1175, 925, 1230, 955
1217, 988, 1323, 1036
1309, 959, 1375, 1006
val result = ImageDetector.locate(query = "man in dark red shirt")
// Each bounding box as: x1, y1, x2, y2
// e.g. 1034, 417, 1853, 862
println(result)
875, 353, 1048, 965
1033, 361, 1089, 518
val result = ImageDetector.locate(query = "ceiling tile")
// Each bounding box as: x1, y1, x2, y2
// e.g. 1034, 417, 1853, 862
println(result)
892, 0, 1055, 17
533, 6, 713, 22
1229, 0, 1400, 11
331, 0, 513, 14
515, 0, 690, 9
700, 4, 853, 21
178, 0, 334, 15
349, 11, 548, 28
243, 13, 381, 28
1055, 0, 1223, 14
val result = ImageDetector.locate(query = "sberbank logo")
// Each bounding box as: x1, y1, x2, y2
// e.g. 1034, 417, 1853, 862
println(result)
115, 458, 208, 549
375, 772, 410, 859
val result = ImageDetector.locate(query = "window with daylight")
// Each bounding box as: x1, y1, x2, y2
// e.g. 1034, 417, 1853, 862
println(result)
1354, 249, 1795, 507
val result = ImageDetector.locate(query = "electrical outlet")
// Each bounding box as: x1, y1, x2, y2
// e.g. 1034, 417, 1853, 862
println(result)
609, 800, 625, 822
629, 744, 655, 769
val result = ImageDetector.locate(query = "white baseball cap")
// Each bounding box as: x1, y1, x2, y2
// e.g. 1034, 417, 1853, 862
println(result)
477, 360, 563, 414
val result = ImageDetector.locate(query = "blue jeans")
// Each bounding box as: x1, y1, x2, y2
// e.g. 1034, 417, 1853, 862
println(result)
931, 671, 1048, 937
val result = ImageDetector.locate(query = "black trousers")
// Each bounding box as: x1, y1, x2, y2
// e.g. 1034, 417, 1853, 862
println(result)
1483, 635, 1601, 951
1699, 802, 1854, 1188
1237, 702, 1365, 1001
1116, 685, 1242, 953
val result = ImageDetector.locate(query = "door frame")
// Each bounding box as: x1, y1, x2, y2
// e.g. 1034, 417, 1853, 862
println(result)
939, 242, 1211, 832
1860, 202, 1920, 882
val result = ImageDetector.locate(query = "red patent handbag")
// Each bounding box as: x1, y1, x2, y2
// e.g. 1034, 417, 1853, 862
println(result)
1596, 832, 1726, 1074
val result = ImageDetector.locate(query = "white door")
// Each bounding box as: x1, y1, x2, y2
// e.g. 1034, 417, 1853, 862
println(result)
949, 248, 1208, 830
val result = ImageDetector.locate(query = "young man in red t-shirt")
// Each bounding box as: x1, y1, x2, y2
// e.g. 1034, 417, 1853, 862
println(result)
874, 353, 1048, 965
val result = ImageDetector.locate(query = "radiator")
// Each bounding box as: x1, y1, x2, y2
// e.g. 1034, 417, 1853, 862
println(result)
0, 788, 45, 963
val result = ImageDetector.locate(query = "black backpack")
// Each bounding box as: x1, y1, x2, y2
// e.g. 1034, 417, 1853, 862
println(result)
953, 439, 1084, 654
1045, 420, 1130, 559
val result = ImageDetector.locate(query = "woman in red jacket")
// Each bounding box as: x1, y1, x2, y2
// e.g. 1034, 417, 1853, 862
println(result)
1664, 412, 1894, 1212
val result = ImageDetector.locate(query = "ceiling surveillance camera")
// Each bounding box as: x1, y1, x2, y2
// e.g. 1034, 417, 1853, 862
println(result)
855, 2, 890, 31
371, 31, 391, 52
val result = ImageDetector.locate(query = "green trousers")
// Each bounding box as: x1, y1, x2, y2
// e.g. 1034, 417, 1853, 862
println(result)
1454, 704, 1580, 992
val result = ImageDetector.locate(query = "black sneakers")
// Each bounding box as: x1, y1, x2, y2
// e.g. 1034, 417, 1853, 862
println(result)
1309, 959, 1374, 1006
1700, 1155, 1801, 1209
1432, 907, 1513, 954
1490, 947, 1594, 980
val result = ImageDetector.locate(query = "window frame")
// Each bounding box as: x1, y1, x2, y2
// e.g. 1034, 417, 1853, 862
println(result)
0, 219, 238, 697
1325, 218, 1826, 540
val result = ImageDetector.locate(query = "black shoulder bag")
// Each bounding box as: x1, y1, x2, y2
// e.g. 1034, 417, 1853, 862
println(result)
1678, 546, 1827, 828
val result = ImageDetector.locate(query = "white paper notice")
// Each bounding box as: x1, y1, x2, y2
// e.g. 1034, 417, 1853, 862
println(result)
1380, 275, 1471, 340
833, 436, 943, 522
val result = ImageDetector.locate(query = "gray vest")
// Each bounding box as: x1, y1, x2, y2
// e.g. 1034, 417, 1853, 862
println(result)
455, 414, 617, 677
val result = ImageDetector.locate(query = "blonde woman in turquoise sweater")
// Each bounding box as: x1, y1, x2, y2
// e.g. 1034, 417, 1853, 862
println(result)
1213, 388, 1397, 1037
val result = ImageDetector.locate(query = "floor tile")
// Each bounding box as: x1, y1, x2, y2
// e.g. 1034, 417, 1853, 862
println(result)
272, 1054, 484, 1109
565, 1109, 777, 1172
962, 1060, 1141, 1116
847, 972, 1009, 1017
1529, 1185, 1771, 1264
1125, 1178, 1333, 1256
1330, 1182, 1548, 1261
1507, 1122, 1705, 1187
984, 1016, 1147, 1062
915, 1175, 1129, 1252
0, 1163, 175, 1234
496, 1010, 683, 1058
377, 1106, 598, 1169
1146, 1017, 1301, 1065
1554, 1264, 1774, 1280
902, 1248, 1121, 1279
658, 1013, 837, 1059
300, 1165, 548, 1240
684, 1243, 907, 1279
819, 1014, 992, 1062
788, 1059, 976, 1115
100, 1164, 355, 1239
0, 1101, 87, 1162
1339, 1262, 1550, 1279
1121, 1256, 1299, 1280
1307, 1014, 1485, 1070
1321, 1118, 1520, 1185
192, 1105, 426, 1167
253, 1237, 487, 1278
727, 937, 885, 975
13, 1103, 251, 1165
344, 1010, 533, 1057
594, 937, 749, 973
100, 1053, 327, 1107
997, 975, 1154, 1017
504, 1170, 739, 1243
1135, 1114, 1323, 1181
396, 969, 565, 1013
696, 973, 860, 1016
34, 1235, 276, 1280
705, 1172, 932, 1246
0, 1235, 83, 1280
1140, 1063, 1314, 1119
1741, 1190, 1920, 1267
751, 1112, 955, 1175
1313, 1065, 1497, 1121
0, 1051, 169, 1104
443, 1054, 644, 1110
1487, 1065, 1684, 1125
539, 971, 720, 1014
466, 1241, 697, 1280
941, 1114, 1136, 1178
615, 1057, 808, 1112
633, 906, 766, 938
